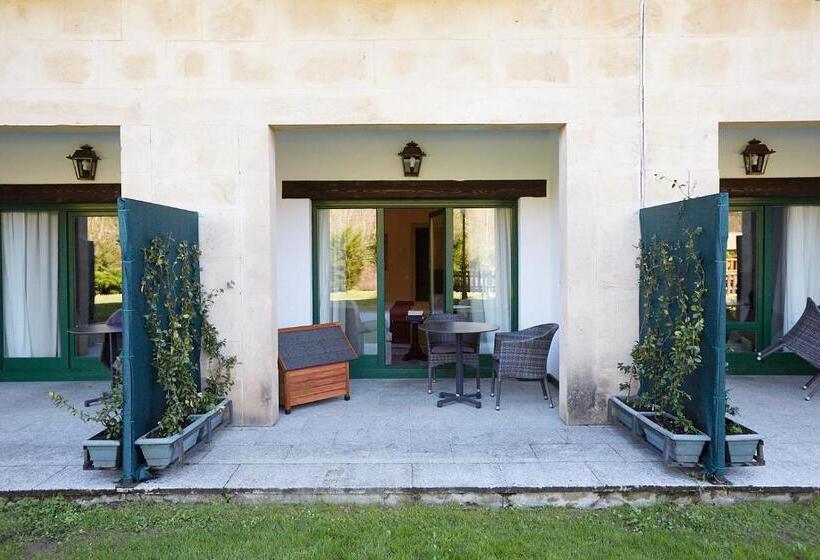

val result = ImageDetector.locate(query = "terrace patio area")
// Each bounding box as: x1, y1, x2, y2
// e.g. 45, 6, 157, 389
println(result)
1, 376, 818, 501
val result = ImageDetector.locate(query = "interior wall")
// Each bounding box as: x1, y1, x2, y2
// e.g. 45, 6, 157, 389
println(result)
0, 126, 121, 184
384, 208, 433, 305
719, 124, 820, 179
274, 125, 561, 372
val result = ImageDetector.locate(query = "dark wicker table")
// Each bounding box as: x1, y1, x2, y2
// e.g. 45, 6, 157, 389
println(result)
420, 320, 498, 409
403, 313, 427, 361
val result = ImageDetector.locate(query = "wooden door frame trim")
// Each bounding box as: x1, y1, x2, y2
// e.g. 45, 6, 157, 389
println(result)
720, 177, 820, 197
0, 184, 121, 204
282, 179, 546, 200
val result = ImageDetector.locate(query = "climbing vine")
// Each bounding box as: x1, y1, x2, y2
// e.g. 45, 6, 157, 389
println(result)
141, 236, 236, 437
618, 227, 706, 435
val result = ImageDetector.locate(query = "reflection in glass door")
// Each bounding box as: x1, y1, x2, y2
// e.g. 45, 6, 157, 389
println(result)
726, 208, 760, 353
315, 208, 378, 357
453, 208, 513, 352
71, 215, 122, 361
429, 209, 445, 315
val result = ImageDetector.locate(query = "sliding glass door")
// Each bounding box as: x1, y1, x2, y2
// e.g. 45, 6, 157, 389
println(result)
313, 202, 517, 377
726, 200, 820, 375
0, 206, 116, 381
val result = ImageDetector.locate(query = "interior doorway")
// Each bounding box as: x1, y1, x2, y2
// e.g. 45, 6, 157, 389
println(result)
313, 202, 517, 378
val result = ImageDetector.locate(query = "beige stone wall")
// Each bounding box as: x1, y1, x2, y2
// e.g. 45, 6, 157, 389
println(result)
0, 0, 817, 425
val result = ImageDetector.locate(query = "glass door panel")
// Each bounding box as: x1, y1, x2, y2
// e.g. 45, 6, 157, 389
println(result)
453, 208, 513, 352
71, 215, 122, 361
316, 208, 378, 357
429, 209, 445, 314
726, 208, 762, 354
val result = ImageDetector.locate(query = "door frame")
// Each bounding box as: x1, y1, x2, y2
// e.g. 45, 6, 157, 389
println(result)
311, 199, 518, 379
0, 203, 116, 381
728, 196, 820, 375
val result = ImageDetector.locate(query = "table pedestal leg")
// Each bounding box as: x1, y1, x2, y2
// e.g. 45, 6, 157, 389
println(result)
436, 333, 481, 408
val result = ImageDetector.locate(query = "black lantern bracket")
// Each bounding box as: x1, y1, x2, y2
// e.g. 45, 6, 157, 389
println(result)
398, 141, 426, 177
742, 138, 775, 176
67, 144, 101, 181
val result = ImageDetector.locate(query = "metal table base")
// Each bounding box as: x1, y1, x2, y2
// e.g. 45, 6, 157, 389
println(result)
437, 390, 481, 408
435, 332, 482, 409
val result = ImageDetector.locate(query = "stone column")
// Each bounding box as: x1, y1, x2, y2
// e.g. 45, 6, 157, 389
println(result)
558, 123, 641, 425
234, 126, 278, 426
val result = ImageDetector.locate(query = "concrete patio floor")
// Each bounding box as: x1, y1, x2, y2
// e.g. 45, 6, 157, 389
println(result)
1, 375, 818, 501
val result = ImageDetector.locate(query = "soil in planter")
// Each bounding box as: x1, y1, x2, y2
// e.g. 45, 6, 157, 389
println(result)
620, 397, 658, 413
726, 418, 755, 436
652, 414, 701, 435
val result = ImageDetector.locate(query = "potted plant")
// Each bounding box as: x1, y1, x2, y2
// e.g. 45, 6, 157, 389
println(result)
724, 399, 764, 466
615, 221, 711, 465
50, 364, 123, 469
134, 237, 216, 469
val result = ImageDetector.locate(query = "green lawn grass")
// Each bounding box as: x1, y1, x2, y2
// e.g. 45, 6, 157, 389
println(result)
0, 499, 818, 559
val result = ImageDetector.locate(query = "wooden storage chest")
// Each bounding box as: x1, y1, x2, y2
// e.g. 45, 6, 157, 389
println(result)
278, 323, 357, 414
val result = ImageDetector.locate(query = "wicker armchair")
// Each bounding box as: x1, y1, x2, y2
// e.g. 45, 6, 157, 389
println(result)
491, 323, 559, 411
758, 298, 820, 400
425, 313, 481, 395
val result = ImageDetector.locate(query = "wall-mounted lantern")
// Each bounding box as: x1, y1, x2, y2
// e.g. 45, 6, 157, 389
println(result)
742, 138, 775, 175
398, 141, 426, 177
66, 144, 100, 180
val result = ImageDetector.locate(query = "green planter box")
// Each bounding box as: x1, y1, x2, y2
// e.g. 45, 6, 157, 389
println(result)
82, 430, 121, 469
637, 412, 710, 467
135, 414, 207, 469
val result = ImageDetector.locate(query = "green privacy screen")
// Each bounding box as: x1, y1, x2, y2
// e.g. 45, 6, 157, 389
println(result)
639, 193, 729, 476
118, 198, 200, 482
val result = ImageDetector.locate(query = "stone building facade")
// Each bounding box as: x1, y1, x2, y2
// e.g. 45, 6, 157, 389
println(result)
0, 1, 818, 425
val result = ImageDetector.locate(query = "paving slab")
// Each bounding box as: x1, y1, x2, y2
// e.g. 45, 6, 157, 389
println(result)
0, 465, 64, 491
0, 376, 818, 494
139, 464, 239, 490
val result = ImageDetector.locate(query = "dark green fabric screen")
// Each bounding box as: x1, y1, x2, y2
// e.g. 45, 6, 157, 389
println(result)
639, 193, 729, 476
118, 198, 200, 482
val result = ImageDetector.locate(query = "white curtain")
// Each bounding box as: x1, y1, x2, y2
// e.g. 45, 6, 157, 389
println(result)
783, 206, 820, 332
463, 208, 512, 353
2, 212, 60, 358
316, 209, 359, 353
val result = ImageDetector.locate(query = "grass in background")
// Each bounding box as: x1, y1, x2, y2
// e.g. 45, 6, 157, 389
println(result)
0, 498, 818, 559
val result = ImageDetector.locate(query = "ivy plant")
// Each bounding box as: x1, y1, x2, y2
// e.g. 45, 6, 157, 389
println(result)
142, 236, 237, 437
618, 228, 707, 435
198, 282, 238, 413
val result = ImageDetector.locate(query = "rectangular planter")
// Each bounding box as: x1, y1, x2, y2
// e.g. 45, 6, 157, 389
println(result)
726, 417, 764, 466
82, 430, 121, 469
206, 399, 232, 432
197, 399, 233, 443
637, 412, 710, 467
135, 414, 207, 469
607, 396, 655, 431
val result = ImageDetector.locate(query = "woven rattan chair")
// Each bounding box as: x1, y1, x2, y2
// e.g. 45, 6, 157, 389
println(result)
490, 323, 559, 411
758, 298, 820, 401
426, 313, 481, 395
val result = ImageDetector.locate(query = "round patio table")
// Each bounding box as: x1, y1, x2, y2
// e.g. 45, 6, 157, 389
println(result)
420, 320, 498, 409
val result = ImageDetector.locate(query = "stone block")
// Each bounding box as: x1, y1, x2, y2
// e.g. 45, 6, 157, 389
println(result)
123, 0, 201, 40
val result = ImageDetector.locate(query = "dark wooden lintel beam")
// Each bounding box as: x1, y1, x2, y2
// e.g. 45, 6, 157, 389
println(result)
0, 184, 121, 204
281, 180, 547, 200
720, 177, 820, 197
